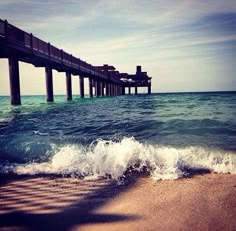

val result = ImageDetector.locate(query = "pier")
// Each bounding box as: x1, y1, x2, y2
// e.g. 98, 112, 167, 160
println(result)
0, 19, 152, 105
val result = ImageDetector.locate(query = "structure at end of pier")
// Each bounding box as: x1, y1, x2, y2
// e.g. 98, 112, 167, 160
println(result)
0, 19, 152, 105
96, 65, 152, 95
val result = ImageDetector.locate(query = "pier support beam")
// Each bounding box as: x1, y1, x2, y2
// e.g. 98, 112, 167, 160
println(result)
122, 87, 125, 95
148, 85, 151, 95
80, 76, 84, 98
109, 84, 112, 96
95, 80, 100, 97
45, 67, 54, 102
135, 86, 138, 95
89, 78, 93, 98
101, 81, 105, 97
128, 87, 131, 95
8, 58, 21, 105
105, 82, 109, 96
94, 80, 97, 96
66, 72, 72, 100
110, 84, 113, 96
110, 83, 113, 96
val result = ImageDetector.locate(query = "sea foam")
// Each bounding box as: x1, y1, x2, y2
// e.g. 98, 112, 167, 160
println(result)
2, 137, 236, 180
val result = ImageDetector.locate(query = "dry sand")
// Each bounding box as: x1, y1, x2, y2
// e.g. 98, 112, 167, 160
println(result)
0, 173, 236, 231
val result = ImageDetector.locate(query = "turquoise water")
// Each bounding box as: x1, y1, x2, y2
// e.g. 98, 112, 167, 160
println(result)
0, 92, 236, 180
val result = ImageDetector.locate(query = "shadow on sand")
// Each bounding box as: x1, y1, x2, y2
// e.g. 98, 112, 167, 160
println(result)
0, 164, 213, 230
0, 174, 140, 231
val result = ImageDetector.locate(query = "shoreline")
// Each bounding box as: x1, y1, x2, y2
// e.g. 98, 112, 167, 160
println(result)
0, 173, 236, 231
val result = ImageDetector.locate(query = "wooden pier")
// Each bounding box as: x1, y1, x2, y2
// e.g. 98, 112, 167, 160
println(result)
0, 19, 152, 105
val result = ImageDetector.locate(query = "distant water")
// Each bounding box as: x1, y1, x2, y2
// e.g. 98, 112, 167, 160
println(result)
0, 92, 236, 181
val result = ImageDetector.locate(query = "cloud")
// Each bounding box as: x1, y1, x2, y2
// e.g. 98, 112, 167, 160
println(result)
186, 12, 236, 37
0, 1, 97, 33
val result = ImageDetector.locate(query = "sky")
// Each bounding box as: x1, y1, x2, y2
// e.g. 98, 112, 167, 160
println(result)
0, 0, 236, 95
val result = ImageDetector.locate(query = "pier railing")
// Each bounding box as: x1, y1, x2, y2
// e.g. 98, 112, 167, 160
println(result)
0, 19, 109, 80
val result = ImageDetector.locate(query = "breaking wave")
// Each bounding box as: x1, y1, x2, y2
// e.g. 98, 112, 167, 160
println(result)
1, 137, 236, 181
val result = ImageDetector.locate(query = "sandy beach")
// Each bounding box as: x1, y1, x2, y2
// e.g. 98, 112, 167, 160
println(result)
0, 173, 236, 231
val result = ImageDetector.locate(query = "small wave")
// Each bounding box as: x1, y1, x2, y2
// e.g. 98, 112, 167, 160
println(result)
1, 137, 236, 181
32, 131, 49, 136
0, 117, 13, 123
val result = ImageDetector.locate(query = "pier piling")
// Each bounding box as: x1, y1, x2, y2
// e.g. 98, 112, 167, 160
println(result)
105, 83, 108, 96
95, 80, 100, 97
111, 84, 114, 96
8, 58, 21, 105
66, 72, 72, 100
107, 83, 111, 96
79, 76, 84, 98
45, 67, 54, 102
89, 78, 93, 98
122, 87, 125, 95
101, 81, 105, 97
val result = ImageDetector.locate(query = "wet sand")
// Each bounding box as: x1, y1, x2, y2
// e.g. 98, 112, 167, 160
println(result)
0, 174, 236, 231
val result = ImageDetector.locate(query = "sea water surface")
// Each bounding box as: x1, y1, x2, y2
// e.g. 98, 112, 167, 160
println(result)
0, 92, 236, 181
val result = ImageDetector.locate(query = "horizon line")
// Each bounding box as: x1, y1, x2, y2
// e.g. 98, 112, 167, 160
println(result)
0, 90, 236, 97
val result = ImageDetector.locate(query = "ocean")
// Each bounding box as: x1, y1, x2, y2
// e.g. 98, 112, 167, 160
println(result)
0, 92, 236, 182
